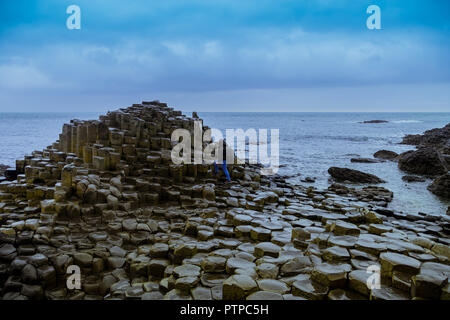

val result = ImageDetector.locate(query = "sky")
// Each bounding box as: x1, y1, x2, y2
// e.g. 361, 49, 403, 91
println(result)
0, 0, 449, 112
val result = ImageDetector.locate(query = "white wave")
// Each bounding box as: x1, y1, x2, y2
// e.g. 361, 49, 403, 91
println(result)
392, 120, 423, 123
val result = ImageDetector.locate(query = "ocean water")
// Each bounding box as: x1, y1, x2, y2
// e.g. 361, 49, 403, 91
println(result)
1, 112, 449, 215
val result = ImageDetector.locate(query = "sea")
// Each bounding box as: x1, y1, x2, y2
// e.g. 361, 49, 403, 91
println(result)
1, 112, 449, 216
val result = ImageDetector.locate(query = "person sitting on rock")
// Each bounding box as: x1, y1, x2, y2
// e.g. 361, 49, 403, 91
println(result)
214, 139, 231, 182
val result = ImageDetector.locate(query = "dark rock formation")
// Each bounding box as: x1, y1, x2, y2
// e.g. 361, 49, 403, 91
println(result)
427, 173, 450, 199
0, 164, 9, 176
401, 123, 450, 150
359, 120, 388, 124
398, 147, 448, 176
402, 175, 426, 183
373, 150, 399, 160
350, 158, 382, 163
328, 167, 385, 184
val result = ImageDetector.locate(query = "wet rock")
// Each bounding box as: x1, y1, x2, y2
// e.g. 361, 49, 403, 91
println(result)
323, 246, 350, 262
328, 167, 386, 184
398, 147, 447, 176
201, 256, 226, 273
402, 175, 426, 183
411, 262, 450, 299
173, 264, 201, 278
350, 158, 382, 163
226, 258, 256, 274
222, 275, 258, 300
0, 244, 17, 262
247, 291, 283, 300
280, 256, 312, 276
256, 279, 289, 294
73, 253, 93, 268
427, 173, 450, 199
292, 276, 328, 300
311, 263, 350, 288
370, 286, 409, 300
328, 288, 366, 300
191, 286, 212, 300
256, 263, 279, 279
373, 150, 399, 160
254, 242, 280, 258
326, 220, 360, 236
380, 252, 421, 278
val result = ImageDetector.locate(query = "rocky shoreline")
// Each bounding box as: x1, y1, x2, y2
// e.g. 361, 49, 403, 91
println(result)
0, 101, 449, 300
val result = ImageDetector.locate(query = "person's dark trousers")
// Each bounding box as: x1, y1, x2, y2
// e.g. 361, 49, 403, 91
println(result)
214, 160, 231, 181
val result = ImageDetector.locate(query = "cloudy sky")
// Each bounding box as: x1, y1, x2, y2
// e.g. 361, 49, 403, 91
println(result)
0, 0, 449, 112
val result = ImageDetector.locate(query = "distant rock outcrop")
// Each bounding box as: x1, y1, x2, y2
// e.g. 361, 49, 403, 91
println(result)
328, 167, 385, 184
350, 158, 382, 163
359, 120, 388, 124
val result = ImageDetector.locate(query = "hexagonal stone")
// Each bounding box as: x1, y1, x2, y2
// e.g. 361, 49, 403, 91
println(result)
369, 224, 392, 235
73, 253, 92, 267
232, 214, 253, 226
355, 240, 386, 256
89, 231, 108, 242
392, 271, 412, 293
201, 256, 226, 273
370, 286, 409, 300
256, 279, 289, 294
122, 219, 137, 231
107, 257, 126, 269
22, 264, 38, 282
27, 253, 48, 267
348, 270, 373, 297
380, 252, 421, 278
282, 293, 307, 300
164, 289, 192, 300
351, 259, 379, 271
254, 242, 281, 258
148, 259, 170, 278
175, 277, 199, 292
174, 243, 197, 259
235, 225, 252, 238
0, 244, 17, 261
291, 228, 311, 241
250, 227, 271, 241
173, 264, 201, 278
323, 246, 350, 262
328, 288, 366, 300
327, 221, 360, 236
200, 273, 228, 288
256, 263, 279, 279
247, 291, 283, 300
292, 277, 328, 300
234, 266, 258, 279
191, 286, 213, 300
411, 262, 450, 299
222, 275, 258, 300
311, 263, 349, 288
328, 236, 358, 249
109, 246, 127, 258
150, 243, 169, 258
226, 258, 256, 273
280, 256, 312, 276
142, 291, 164, 300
